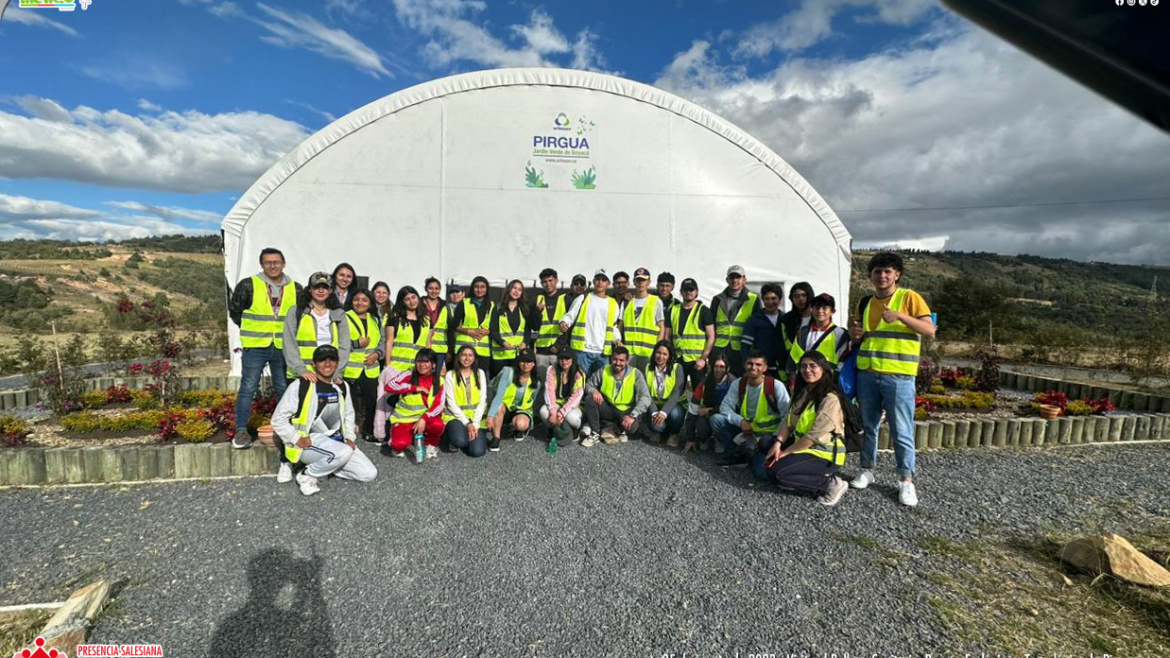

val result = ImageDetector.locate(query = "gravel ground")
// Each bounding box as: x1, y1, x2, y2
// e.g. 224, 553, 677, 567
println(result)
2, 440, 1168, 657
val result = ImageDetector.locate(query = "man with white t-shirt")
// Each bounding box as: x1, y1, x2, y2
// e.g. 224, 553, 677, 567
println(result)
559, 269, 622, 376
617, 267, 666, 372
741, 283, 785, 378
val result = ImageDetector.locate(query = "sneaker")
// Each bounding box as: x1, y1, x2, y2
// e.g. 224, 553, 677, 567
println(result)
425, 445, 439, 459
514, 431, 526, 442
850, 469, 875, 490
717, 453, 750, 468
580, 431, 597, 448
489, 437, 501, 452
713, 442, 725, 454
391, 449, 407, 459
698, 440, 710, 452
617, 432, 628, 443
665, 435, 680, 448
899, 481, 919, 507
361, 433, 380, 443
276, 463, 293, 484
231, 435, 252, 450
601, 432, 620, 446
818, 476, 849, 507
295, 473, 319, 496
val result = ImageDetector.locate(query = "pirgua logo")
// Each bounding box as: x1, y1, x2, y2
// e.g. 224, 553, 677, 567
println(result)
13, 636, 66, 658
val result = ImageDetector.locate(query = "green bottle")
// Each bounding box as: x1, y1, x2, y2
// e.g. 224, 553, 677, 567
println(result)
548, 436, 558, 454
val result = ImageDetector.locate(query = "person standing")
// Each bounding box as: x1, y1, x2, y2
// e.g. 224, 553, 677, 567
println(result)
612, 271, 632, 317
667, 277, 715, 389
559, 269, 621, 376
383, 348, 446, 460
711, 265, 761, 377
384, 286, 432, 374
779, 281, 815, 377
421, 278, 449, 373
712, 351, 790, 467
330, 263, 357, 311
531, 268, 568, 380
657, 272, 678, 316
848, 252, 934, 507
370, 281, 392, 328
619, 267, 666, 373
682, 354, 732, 454
270, 345, 377, 496
641, 341, 686, 447
443, 345, 490, 458
229, 247, 301, 450
786, 293, 850, 387
282, 272, 350, 385
580, 346, 650, 447
741, 283, 785, 378
565, 274, 588, 307
453, 276, 495, 373
489, 279, 530, 378
540, 350, 584, 447
342, 289, 384, 443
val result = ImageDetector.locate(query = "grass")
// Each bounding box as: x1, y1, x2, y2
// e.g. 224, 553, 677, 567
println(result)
0, 610, 52, 656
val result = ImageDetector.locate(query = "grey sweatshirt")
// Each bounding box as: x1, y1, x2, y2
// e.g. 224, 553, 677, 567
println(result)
282, 305, 351, 377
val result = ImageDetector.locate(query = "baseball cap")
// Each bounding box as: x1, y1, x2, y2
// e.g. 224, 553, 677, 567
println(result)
657, 271, 675, 284
517, 348, 536, 363
312, 344, 339, 362
571, 274, 587, 286
810, 293, 836, 308
634, 267, 651, 280
557, 349, 576, 361
593, 268, 609, 281
726, 265, 746, 278
447, 283, 463, 295
308, 272, 331, 288
680, 277, 698, 292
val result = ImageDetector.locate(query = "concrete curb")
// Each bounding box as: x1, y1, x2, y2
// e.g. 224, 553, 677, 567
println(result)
0, 442, 278, 486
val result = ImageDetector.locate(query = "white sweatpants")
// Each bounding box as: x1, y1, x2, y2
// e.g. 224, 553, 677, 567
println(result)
538, 406, 582, 429
300, 435, 377, 482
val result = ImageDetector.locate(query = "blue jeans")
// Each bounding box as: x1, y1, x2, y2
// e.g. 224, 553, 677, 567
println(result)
645, 405, 686, 437
856, 369, 916, 478
235, 345, 289, 435
445, 420, 489, 457
712, 413, 774, 459
576, 352, 607, 377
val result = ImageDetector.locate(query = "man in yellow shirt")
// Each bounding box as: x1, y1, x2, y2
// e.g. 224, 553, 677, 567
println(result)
848, 252, 934, 507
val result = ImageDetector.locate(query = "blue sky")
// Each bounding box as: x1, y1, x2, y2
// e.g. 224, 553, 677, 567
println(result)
2, 0, 1168, 263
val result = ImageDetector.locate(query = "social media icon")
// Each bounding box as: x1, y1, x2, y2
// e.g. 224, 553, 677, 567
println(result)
1139, 0, 1147, 6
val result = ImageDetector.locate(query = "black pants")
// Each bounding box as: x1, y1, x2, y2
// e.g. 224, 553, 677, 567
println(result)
757, 436, 839, 496
490, 357, 515, 379
347, 372, 379, 437
683, 413, 714, 445
680, 359, 706, 389
582, 395, 641, 435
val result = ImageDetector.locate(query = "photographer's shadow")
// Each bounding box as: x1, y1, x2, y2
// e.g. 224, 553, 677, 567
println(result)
209, 548, 336, 658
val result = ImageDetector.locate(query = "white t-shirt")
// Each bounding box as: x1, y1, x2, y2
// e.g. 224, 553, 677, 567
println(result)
312, 309, 333, 345
562, 293, 622, 354
631, 296, 665, 325
765, 312, 780, 327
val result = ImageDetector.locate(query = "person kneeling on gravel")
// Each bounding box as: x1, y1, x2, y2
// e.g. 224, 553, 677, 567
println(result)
271, 345, 378, 496
762, 351, 849, 506
712, 351, 790, 467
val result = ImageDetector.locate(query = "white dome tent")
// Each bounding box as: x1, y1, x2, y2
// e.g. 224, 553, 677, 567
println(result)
221, 68, 852, 374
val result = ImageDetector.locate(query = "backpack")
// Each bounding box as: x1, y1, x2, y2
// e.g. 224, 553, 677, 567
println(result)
836, 391, 865, 453
738, 375, 779, 414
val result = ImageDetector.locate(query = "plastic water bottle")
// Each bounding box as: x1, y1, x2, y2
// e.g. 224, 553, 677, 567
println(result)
548, 436, 558, 454
413, 432, 425, 463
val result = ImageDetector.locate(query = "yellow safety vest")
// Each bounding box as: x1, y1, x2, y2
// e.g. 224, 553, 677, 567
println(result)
343, 311, 382, 379
239, 276, 296, 349
787, 402, 846, 466
491, 307, 527, 361
669, 303, 708, 362
789, 324, 843, 369
442, 371, 482, 423
570, 295, 618, 355
455, 299, 494, 358
600, 367, 637, 414
285, 381, 348, 464
534, 294, 567, 349
502, 377, 537, 413
387, 317, 430, 373
644, 362, 681, 406
856, 288, 922, 376
424, 301, 448, 352
738, 379, 783, 435
714, 291, 758, 350
622, 296, 662, 357
553, 371, 583, 405
290, 310, 339, 378
389, 387, 433, 425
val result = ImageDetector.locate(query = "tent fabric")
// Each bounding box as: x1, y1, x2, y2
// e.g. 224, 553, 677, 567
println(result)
221, 67, 852, 374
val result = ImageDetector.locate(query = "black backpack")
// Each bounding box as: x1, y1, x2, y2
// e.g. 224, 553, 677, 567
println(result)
836, 391, 865, 453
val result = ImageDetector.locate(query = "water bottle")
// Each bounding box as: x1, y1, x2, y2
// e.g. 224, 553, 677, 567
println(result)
548, 436, 558, 454
413, 432, 425, 463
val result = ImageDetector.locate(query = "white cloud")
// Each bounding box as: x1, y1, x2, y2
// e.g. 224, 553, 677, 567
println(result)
137, 99, 162, 112
253, 3, 391, 78
0, 193, 100, 220
656, 22, 1170, 265
0, 98, 310, 193
285, 100, 337, 124
208, 2, 243, 18
5, 217, 213, 242
10, 96, 73, 123
735, 0, 935, 57
79, 59, 189, 90
105, 201, 222, 224
2, 7, 79, 36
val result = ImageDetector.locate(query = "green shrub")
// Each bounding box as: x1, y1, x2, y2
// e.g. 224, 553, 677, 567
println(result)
176, 418, 214, 443
132, 389, 158, 410
922, 391, 995, 411
955, 375, 976, 391
1, 414, 32, 447
180, 390, 235, 407
61, 413, 101, 433
60, 410, 165, 433
1065, 400, 1094, 416
81, 390, 109, 409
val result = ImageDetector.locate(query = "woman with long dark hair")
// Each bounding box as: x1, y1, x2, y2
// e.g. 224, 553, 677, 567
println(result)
443, 345, 489, 457
761, 350, 849, 506
489, 279, 530, 378
343, 289, 383, 442
539, 349, 584, 446
485, 349, 540, 452
642, 340, 686, 447
384, 286, 432, 374
371, 281, 392, 326
383, 348, 445, 460
681, 353, 731, 454
282, 271, 349, 384
453, 275, 495, 373
331, 262, 357, 310
421, 277, 449, 373
779, 281, 814, 380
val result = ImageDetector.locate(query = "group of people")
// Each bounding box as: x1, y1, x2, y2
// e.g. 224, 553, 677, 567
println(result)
229, 250, 933, 507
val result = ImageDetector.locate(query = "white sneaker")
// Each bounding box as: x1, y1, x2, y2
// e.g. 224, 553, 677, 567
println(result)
295, 473, 319, 496
580, 427, 597, 448
276, 463, 293, 484
425, 445, 439, 459
617, 433, 628, 443
818, 476, 848, 507
391, 449, 406, 458
899, 481, 919, 507
850, 469, 875, 490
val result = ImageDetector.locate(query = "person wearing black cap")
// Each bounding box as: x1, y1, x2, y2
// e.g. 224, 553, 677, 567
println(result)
657, 272, 678, 315
282, 271, 350, 385
559, 269, 622, 376
619, 267, 665, 373
712, 265, 761, 377
270, 344, 377, 496
540, 349, 584, 445
667, 277, 715, 389
566, 274, 588, 307
485, 349, 542, 449
786, 293, 850, 386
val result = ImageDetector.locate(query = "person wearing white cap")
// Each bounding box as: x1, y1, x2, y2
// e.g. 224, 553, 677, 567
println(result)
559, 269, 622, 376
712, 265, 761, 377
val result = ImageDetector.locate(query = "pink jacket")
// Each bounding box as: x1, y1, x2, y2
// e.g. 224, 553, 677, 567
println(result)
544, 367, 584, 418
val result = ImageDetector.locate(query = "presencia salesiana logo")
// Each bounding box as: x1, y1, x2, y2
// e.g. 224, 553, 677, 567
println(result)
17, 0, 91, 10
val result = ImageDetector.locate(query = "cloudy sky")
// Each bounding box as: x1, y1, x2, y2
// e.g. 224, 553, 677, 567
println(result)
1, 0, 1168, 264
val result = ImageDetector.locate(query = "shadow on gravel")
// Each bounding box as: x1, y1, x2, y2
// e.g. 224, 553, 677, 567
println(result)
208, 548, 336, 658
